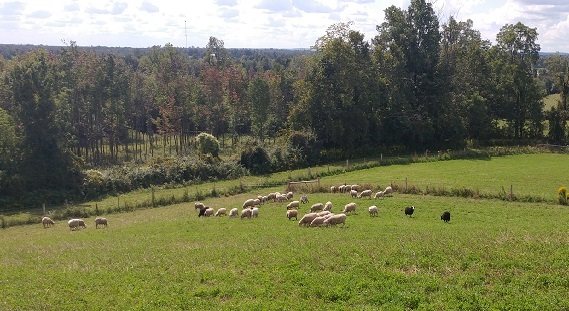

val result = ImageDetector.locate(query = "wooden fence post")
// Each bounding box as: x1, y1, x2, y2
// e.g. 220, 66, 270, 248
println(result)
42, 203, 46, 215
405, 177, 408, 192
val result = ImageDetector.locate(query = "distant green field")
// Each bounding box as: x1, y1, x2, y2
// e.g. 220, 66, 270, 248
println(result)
1, 192, 569, 310
321, 153, 569, 201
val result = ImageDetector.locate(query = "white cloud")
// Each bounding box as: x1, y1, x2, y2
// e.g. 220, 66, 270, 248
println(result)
0, 0, 567, 51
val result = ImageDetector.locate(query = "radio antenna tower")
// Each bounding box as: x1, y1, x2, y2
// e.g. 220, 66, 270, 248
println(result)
184, 20, 188, 50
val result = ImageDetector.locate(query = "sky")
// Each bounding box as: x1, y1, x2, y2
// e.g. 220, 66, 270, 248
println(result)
0, 0, 568, 52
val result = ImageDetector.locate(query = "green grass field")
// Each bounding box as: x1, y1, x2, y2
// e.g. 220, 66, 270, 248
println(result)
83, 153, 569, 214
2, 163, 569, 309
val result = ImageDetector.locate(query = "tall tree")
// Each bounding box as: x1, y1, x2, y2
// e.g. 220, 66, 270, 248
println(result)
5, 49, 80, 191
492, 22, 542, 138
248, 76, 270, 141
545, 54, 569, 110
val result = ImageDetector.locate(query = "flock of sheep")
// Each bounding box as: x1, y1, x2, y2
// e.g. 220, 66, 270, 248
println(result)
41, 216, 108, 231
192, 183, 451, 228
39, 183, 451, 231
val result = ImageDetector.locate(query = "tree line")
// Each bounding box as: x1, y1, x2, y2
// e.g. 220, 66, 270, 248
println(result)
1, 0, 568, 204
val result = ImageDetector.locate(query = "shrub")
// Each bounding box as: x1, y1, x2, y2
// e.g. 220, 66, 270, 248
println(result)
558, 186, 568, 205
240, 145, 272, 174
288, 130, 321, 166
196, 133, 220, 158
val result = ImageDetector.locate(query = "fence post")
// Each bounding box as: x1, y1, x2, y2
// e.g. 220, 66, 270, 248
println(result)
151, 188, 156, 207
380, 153, 383, 161
317, 178, 320, 189
42, 203, 46, 215
95, 203, 99, 216
405, 177, 408, 192
117, 195, 120, 209
510, 185, 513, 200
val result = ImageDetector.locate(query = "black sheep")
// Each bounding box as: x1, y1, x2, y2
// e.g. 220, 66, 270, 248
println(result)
404, 206, 415, 217
440, 211, 451, 223
197, 206, 207, 217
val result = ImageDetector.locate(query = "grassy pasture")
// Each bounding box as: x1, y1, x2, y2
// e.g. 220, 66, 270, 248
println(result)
322, 153, 569, 201
73, 153, 569, 213
2, 191, 569, 310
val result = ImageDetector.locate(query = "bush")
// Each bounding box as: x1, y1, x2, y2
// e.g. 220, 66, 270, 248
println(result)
196, 133, 220, 158
288, 130, 321, 166
240, 145, 272, 174
558, 186, 567, 205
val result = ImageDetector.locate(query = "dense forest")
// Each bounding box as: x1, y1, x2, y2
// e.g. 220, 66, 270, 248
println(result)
1, 0, 569, 208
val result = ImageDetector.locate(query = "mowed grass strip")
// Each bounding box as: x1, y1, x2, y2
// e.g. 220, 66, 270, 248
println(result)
321, 153, 569, 201
2, 192, 569, 310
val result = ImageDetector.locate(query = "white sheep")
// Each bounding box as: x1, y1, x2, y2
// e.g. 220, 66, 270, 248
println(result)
330, 186, 337, 193
41, 216, 55, 228
252, 207, 259, 218
300, 194, 309, 204
310, 203, 324, 213
351, 184, 360, 191
286, 209, 298, 220
204, 208, 215, 217
253, 198, 261, 206
368, 206, 378, 217
215, 208, 227, 217
310, 216, 327, 227
323, 213, 347, 227
384, 186, 393, 196
241, 208, 253, 219
286, 192, 294, 200
358, 189, 372, 199
298, 212, 318, 226
242, 199, 256, 209
68, 219, 86, 231
323, 201, 333, 211
267, 193, 276, 202
195, 202, 206, 210
277, 194, 287, 202
257, 196, 264, 205
95, 217, 108, 228
350, 190, 358, 198
317, 210, 331, 217
343, 202, 357, 214
229, 208, 239, 217
374, 191, 385, 199
287, 201, 300, 210
262, 196, 269, 204
338, 185, 345, 193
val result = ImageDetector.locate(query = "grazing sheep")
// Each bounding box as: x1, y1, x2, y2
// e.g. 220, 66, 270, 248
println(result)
251, 207, 260, 218
310, 203, 324, 213
204, 207, 215, 217
195, 202, 206, 210
338, 185, 346, 193
286, 209, 298, 220
241, 208, 253, 219
323, 213, 347, 227
215, 208, 227, 217
262, 196, 269, 204
358, 189, 372, 199
273, 192, 282, 202
277, 194, 288, 202
404, 206, 415, 217
368, 206, 378, 217
197, 206, 207, 217
300, 194, 309, 204
310, 216, 326, 227
374, 191, 385, 199
243, 199, 256, 209
384, 186, 393, 196
95, 217, 108, 228
350, 190, 358, 198
441, 211, 451, 223
267, 193, 276, 202
317, 210, 331, 217
330, 186, 337, 193
298, 212, 318, 227
323, 212, 335, 219
229, 208, 239, 217
41, 216, 55, 228
343, 202, 357, 214
287, 201, 300, 210
351, 184, 360, 191
286, 192, 294, 200
68, 219, 86, 231
257, 196, 264, 205
323, 201, 333, 212
253, 199, 261, 206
